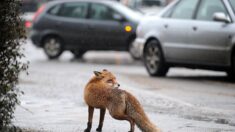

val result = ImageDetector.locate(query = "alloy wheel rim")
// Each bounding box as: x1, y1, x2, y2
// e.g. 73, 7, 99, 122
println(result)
44, 38, 61, 56
145, 43, 160, 73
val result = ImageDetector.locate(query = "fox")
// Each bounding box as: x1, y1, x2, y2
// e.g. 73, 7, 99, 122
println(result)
84, 69, 161, 132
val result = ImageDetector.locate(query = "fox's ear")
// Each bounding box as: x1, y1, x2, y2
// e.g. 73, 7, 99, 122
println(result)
94, 71, 102, 77
103, 69, 108, 71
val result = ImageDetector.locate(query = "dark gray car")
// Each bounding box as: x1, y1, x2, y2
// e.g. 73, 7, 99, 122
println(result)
30, 0, 142, 59
135, 0, 235, 78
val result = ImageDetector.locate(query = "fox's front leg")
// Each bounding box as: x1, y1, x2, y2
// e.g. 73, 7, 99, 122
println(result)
96, 108, 106, 132
84, 106, 94, 132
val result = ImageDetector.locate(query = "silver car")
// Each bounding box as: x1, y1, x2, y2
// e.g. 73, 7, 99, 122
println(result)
135, 0, 235, 78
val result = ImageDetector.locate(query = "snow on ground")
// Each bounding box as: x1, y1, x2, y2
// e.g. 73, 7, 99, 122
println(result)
13, 40, 235, 132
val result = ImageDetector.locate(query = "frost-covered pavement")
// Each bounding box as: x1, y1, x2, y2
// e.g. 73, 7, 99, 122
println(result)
14, 41, 235, 132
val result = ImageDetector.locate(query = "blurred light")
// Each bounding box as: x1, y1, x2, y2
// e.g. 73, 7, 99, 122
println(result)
125, 25, 132, 32
25, 21, 32, 28
33, 4, 45, 22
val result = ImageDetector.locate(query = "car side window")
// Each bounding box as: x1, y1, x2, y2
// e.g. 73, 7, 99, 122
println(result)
170, 0, 198, 19
48, 4, 61, 15
196, 0, 229, 21
59, 2, 88, 19
229, 0, 235, 14
89, 3, 115, 21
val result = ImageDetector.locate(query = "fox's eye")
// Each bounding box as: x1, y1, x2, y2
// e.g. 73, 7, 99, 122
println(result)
107, 79, 113, 83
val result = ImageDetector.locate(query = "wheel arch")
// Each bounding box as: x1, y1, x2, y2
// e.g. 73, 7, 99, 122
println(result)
231, 44, 235, 65
144, 37, 165, 57
227, 43, 235, 78
40, 33, 64, 47
127, 34, 136, 50
230, 35, 235, 66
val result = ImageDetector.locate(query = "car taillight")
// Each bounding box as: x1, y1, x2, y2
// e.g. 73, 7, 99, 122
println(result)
25, 21, 32, 28
33, 4, 45, 22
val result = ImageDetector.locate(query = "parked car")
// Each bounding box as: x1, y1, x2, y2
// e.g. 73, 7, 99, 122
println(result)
30, 0, 143, 59
135, 0, 235, 78
20, 0, 51, 31
20, 0, 38, 30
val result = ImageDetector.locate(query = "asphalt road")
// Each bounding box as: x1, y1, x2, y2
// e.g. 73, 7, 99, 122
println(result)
14, 41, 235, 132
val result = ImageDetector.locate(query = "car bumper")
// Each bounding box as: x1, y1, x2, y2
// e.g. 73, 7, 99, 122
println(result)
30, 30, 42, 47
133, 38, 146, 57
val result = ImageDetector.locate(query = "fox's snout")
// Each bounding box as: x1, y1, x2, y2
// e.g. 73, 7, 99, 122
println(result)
114, 83, 120, 88
107, 81, 120, 88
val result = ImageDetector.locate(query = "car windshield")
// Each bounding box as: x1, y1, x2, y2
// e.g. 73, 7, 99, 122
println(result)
229, 0, 235, 14
110, 2, 143, 22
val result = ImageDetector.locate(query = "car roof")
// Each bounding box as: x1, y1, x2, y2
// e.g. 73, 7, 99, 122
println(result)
43, 0, 142, 23
47, 0, 118, 6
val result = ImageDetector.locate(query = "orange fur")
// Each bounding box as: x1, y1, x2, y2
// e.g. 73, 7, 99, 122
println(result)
84, 70, 160, 132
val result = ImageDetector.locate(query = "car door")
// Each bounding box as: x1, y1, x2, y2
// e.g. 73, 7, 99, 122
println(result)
85, 3, 126, 50
188, 0, 233, 66
56, 2, 89, 49
161, 0, 200, 62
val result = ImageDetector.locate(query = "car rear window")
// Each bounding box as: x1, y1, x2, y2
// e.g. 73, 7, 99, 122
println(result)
229, 0, 235, 14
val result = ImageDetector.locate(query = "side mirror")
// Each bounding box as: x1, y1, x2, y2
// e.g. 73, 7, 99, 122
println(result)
113, 13, 125, 22
213, 12, 231, 23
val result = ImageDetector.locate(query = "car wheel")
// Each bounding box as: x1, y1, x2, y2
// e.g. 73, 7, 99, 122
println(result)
227, 53, 235, 79
129, 40, 140, 60
43, 36, 63, 59
71, 50, 86, 59
143, 40, 169, 76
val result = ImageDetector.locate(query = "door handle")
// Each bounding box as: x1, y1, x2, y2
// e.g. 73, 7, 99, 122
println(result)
193, 26, 197, 31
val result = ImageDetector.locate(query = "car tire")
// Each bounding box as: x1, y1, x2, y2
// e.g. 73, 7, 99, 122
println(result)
227, 52, 235, 80
43, 36, 63, 59
71, 50, 86, 59
143, 40, 169, 76
129, 40, 140, 60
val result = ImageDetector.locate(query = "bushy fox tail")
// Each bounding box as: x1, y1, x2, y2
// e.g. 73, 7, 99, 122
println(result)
125, 92, 160, 132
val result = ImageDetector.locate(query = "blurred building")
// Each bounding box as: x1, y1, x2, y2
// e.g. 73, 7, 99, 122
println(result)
166, 0, 174, 5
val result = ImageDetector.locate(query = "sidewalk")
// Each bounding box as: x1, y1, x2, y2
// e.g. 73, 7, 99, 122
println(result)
14, 61, 235, 132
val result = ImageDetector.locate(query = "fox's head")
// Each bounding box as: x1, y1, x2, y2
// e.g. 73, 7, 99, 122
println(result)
93, 69, 120, 88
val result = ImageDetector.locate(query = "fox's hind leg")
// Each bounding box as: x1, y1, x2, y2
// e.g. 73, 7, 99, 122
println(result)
84, 106, 94, 132
96, 108, 106, 132
111, 114, 135, 132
